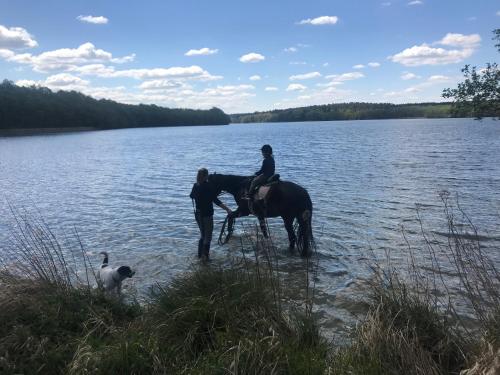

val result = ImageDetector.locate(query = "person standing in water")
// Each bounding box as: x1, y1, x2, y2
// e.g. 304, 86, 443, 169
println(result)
190, 168, 231, 260
249, 144, 275, 196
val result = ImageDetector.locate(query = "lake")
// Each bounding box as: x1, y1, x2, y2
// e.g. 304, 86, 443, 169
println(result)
1, 118, 499, 335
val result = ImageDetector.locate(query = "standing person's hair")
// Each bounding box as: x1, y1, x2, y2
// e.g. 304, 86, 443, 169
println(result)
196, 168, 209, 185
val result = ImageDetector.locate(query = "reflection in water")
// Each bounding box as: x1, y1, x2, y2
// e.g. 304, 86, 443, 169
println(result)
1, 118, 499, 335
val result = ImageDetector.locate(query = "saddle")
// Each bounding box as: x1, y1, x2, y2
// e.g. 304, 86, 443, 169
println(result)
248, 174, 280, 214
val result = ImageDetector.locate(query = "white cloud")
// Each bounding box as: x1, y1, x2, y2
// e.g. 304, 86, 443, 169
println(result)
77, 15, 109, 24
427, 75, 451, 82
239, 52, 265, 63
408, 1, 423, 5
111, 65, 221, 80
289, 71, 321, 80
354, 62, 379, 69
389, 34, 480, 66
138, 80, 190, 90
265, 86, 278, 91
286, 83, 307, 91
185, 47, 218, 56
274, 85, 353, 109
316, 81, 344, 88
69, 63, 223, 82
44, 73, 90, 87
325, 72, 365, 82
15, 79, 38, 87
401, 72, 420, 80
0, 42, 135, 72
70, 64, 116, 76
298, 16, 338, 25
17, 79, 255, 113
0, 49, 15, 59
249, 75, 261, 81
16, 73, 90, 91
384, 74, 455, 101
390, 45, 473, 66
381, 2, 391, 6
436, 33, 481, 48
284, 47, 298, 53
497, 11, 500, 16
0, 24, 38, 49
290, 61, 307, 65
323, 62, 329, 67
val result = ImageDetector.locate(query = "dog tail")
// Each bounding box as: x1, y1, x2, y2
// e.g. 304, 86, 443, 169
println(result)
100, 251, 109, 268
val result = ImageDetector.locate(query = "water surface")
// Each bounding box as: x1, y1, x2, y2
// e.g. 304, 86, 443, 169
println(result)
1, 118, 499, 335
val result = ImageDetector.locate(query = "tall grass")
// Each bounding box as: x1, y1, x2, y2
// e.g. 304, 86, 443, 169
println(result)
0, 211, 327, 374
0, 195, 498, 374
330, 192, 500, 374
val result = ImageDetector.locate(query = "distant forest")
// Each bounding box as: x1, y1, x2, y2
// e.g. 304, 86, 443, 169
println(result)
0, 80, 230, 130
230, 102, 454, 123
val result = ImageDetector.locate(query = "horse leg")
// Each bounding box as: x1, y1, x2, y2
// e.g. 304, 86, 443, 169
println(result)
222, 209, 240, 243
282, 216, 296, 251
227, 210, 237, 237
258, 217, 268, 238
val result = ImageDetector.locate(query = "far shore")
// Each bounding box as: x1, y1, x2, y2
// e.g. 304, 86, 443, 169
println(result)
0, 127, 98, 137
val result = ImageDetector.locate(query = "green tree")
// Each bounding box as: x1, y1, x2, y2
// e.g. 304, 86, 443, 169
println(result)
442, 29, 500, 119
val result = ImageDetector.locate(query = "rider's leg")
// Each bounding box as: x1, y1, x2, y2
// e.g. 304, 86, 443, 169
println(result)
249, 174, 266, 196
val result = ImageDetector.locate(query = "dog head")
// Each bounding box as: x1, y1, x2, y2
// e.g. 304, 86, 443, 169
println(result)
117, 266, 135, 279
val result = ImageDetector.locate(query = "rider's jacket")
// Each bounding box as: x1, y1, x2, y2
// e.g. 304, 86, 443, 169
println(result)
255, 156, 275, 178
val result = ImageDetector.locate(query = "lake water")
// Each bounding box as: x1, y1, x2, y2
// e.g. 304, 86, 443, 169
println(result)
1, 118, 499, 335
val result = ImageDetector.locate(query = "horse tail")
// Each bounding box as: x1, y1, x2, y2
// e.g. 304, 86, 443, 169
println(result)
298, 198, 314, 257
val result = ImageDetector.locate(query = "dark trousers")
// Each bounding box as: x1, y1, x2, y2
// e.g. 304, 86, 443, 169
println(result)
195, 213, 214, 245
249, 174, 267, 193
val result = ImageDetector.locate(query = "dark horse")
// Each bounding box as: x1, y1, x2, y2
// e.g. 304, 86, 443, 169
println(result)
208, 173, 314, 256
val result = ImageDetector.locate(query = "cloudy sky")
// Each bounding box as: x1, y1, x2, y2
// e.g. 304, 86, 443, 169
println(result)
0, 0, 498, 113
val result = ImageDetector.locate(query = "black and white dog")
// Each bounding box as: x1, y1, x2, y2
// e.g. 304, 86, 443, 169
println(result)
97, 251, 135, 295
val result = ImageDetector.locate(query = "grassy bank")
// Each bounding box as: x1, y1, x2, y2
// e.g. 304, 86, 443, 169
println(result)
0, 199, 498, 374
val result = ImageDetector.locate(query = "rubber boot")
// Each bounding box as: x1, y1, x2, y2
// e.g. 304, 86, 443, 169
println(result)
197, 239, 204, 258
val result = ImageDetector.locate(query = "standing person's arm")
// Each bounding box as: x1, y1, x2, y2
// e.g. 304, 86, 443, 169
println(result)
189, 184, 198, 199
213, 195, 232, 215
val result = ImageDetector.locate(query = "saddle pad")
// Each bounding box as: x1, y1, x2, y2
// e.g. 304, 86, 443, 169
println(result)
256, 185, 271, 201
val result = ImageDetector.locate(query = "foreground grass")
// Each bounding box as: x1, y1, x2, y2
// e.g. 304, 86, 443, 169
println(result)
0, 263, 329, 374
1, 198, 499, 374
2, 261, 498, 374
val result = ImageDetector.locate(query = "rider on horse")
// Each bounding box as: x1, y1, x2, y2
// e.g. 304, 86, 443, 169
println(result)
248, 144, 275, 198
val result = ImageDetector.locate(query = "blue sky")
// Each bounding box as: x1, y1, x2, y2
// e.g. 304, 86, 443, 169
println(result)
0, 0, 498, 113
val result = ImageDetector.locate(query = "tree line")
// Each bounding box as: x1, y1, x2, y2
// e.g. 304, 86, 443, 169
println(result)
230, 102, 453, 124
0, 80, 230, 130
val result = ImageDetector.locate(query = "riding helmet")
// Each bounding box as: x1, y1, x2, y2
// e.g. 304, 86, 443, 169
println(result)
261, 144, 273, 154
